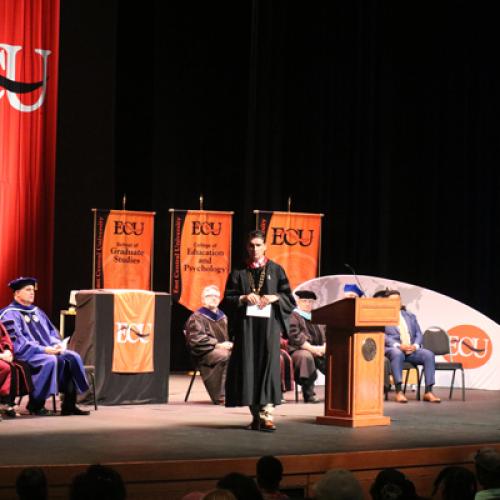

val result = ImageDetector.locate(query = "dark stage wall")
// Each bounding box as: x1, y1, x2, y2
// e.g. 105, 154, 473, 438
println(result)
54, 1, 500, 370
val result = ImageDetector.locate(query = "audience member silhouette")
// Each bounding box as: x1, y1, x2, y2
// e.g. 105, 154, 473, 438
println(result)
313, 468, 364, 500
203, 489, 237, 500
69, 464, 126, 500
370, 467, 420, 500
217, 472, 264, 500
432, 466, 477, 500
256, 455, 289, 499
474, 448, 500, 500
15, 467, 48, 500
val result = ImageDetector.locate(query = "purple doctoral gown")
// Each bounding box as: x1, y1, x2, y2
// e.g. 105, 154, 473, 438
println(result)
0, 301, 89, 401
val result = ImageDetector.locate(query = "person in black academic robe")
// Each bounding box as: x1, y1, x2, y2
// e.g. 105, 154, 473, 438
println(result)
185, 285, 232, 405
288, 290, 326, 403
223, 230, 295, 431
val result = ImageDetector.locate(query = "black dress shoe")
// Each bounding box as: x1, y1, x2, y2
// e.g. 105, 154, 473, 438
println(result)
28, 408, 55, 416
61, 406, 90, 416
246, 418, 260, 431
304, 396, 321, 404
4, 407, 17, 418
259, 417, 276, 432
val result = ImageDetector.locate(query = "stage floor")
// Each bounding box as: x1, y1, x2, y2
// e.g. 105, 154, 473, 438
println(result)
2, 374, 500, 467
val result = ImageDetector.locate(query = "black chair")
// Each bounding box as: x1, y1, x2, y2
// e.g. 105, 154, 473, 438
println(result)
18, 370, 97, 413
182, 326, 201, 402
294, 380, 300, 403
422, 326, 465, 401
384, 356, 421, 400
84, 365, 98, 410
184, 358, 200, 402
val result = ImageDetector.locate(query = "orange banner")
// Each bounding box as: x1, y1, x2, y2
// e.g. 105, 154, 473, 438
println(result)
112, 291, 155, 373
93, 209, 154, 290
256, 211, 322, 290
170, 210, 232, 311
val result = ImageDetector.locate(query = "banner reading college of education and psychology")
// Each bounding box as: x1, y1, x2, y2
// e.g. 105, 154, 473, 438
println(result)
112, 290, 155, 373
93, 209, 155, 290
255, 211, 322, 291
170, 210, 232, 311
0, 0, 60, 312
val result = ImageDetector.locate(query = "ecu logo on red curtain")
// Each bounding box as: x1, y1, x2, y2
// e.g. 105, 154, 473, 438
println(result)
0, 0, 61, 313
0, 43, 51, 112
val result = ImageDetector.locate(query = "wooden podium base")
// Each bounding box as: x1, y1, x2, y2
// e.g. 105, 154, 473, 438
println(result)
316, 414, 391, 428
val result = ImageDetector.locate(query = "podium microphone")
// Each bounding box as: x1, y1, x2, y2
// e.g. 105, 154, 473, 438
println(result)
344, 263, 367, 297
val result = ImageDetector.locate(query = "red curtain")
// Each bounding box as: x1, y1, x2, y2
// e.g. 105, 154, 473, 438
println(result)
0, 0, 60, 312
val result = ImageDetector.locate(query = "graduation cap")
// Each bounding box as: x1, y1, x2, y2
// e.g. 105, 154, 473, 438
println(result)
343, 283, 364, 297
8, 276, 38, 291
295, 290, 317, 300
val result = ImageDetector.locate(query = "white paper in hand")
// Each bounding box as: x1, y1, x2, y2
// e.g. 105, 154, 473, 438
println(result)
246, 304, 271, 318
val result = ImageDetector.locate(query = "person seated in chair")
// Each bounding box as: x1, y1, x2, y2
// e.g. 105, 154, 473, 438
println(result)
288, 290, 326, 403
185, 285, 232, 405
0, 320, 33, 419
374, 288, 440, 404
343, 283, 365, 299
0, 277, 90, 416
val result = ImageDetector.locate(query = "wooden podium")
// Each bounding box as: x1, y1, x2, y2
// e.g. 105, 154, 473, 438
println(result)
312, 297, 399, 427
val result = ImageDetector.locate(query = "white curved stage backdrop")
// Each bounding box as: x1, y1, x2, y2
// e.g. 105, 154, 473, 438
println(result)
296, 275, 500, 390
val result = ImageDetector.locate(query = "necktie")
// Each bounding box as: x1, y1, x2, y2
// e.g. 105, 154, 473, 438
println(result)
399, 312, 411, 345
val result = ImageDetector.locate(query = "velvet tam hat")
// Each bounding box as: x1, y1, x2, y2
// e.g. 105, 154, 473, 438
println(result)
343, 283, 364, 297
295, 290, 317, 300
8, 276, 38, 291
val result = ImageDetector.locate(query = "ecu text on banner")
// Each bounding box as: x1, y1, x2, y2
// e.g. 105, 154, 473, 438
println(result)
255, 210, 323, 291
93, 209, 155, 290
170, 209, 232, 312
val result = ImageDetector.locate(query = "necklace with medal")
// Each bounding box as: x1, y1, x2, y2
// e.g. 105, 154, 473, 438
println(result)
247, 265, 266, 295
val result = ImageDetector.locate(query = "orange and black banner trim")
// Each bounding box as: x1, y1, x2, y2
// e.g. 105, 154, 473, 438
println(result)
255, 210, 323, 290
170, 209, 232, 311
93, 209, 155, 290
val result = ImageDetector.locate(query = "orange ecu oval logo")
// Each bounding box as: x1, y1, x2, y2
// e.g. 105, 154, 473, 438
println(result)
446, 325, 493, 369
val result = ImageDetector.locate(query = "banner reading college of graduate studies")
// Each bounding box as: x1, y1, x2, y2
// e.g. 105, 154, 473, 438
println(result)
255, 211, 322, 290
170, 210, 232, 311
93, 209, 155, 290
0, 0, 60, 312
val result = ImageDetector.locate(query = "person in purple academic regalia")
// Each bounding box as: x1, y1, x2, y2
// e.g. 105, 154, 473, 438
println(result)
0, 277, 90, 416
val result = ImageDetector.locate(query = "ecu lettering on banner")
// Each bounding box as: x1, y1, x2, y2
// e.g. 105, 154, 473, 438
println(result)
169, 209, 232, 311
92, 209, 155, 290
0, 0, 60, 312
112, 291, 155, 373
255, 210, 323, 290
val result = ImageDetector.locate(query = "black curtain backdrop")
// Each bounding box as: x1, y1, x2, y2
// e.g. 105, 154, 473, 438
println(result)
54, 1, 500, 371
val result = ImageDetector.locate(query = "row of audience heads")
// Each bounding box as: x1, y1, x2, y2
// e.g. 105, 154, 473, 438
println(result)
14, 448, 500, 500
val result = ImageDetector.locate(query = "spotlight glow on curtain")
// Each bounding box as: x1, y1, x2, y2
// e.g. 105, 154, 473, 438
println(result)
0, 0, 60, 312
